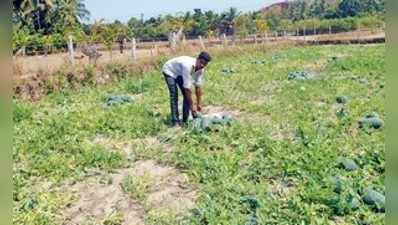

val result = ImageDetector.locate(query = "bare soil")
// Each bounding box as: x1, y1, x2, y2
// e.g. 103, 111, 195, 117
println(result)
62, 160, 196, 225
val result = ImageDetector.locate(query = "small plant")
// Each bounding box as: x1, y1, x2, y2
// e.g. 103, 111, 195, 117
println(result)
82, 64, 96, 85
103, 211, 124, 225
145, 209, 180, 225
13, 100, 33, 123
121, 173, 154, 201
122, 78, 152, 94
106, 63, 129, 80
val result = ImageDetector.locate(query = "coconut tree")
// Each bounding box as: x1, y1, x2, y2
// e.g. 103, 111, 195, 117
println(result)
49, 0, 90, 34
13, 0, 54, 31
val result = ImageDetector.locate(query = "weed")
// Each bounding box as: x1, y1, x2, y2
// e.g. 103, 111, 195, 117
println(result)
121, 173, 154, 201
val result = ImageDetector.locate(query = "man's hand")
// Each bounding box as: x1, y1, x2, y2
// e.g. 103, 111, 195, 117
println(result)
195, 86, 202, 112
192, 110, 199, 119
196, 104, 202, 112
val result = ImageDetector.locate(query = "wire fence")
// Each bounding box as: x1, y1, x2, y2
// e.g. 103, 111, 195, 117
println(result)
13, 24, 385, 58
12, 28, 385, 80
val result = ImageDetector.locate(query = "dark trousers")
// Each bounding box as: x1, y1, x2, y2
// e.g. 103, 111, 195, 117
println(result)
163, 73, 190, 125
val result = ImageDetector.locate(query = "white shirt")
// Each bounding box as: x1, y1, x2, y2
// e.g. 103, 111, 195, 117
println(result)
162, 56, 204, 89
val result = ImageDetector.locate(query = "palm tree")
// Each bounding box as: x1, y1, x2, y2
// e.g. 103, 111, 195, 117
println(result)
13, 0, 54, 30
54, 0, 90, 23
225, 7, 238, 22
13, 0, 54, 16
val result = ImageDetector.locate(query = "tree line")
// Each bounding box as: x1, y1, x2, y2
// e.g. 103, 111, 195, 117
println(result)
12, 0, 385, 54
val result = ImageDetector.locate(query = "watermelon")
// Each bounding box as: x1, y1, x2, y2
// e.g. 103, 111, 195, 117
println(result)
288, 71, 310, 80
251, 60, 266, 65
241, 196, 260, 211
362, 188, 385, 211
359, 113, 383, 129
330, 176, 343, 194
336, 96, 348, 104
201, 117, 212, 131
349, 196, 361, 210
106, 95, 133, 106
338, 158, 359, 171
191, 113, 233, 132
221, 68, 236, 75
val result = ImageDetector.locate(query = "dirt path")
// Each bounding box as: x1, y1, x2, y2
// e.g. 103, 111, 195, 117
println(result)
62, 159, 196, 225
62, 127, 195, 225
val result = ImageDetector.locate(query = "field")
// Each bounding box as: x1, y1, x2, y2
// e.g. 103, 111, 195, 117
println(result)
13, 43, 385, 224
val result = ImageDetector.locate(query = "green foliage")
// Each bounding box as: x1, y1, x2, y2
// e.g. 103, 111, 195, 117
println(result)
255, 19, 268, 34
103, 212, 124, 225
12, 28, 31, 52
13, 100, 33, 123
271, 16, 384, 34
234, 15, 251, 39
286, 0, 309, 21
13, 43, 385, 224
338, 0, 363, 17
13, 1, 385, 53
121, 78, 153, 94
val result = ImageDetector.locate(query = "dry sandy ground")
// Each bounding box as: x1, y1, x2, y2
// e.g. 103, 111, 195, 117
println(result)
13, 48, 169, 80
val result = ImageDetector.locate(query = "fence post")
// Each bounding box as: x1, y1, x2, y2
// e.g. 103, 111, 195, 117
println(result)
254, 35, 257, 45
155, 44, 159, 56
21, 46, 26, 56
329, 25, 332, 35
182, 34, 186, 49
68, 35, 75, 65
131, 38, 137, 61
169, 32, 177, 51
122, 38, 127, 54
198, 35, 206, 50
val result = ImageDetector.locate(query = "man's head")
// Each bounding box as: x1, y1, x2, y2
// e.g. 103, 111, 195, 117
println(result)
195, 51, 212, 71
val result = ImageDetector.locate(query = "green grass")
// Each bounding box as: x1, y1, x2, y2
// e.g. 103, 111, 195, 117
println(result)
13, 44, 385, 224
121, 173, 154, 202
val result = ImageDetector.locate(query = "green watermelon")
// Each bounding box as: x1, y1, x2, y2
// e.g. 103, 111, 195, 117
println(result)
201, 117, 212, 131
336, 96, 348, 104
106, 95, 133, 106
330, 176, 343, 194
349, 196, 361, 210
362, 188, 385, 211
192, 118, 203, 131
338, 158, 359, 171
288, 71, 309, 80
359, 117, 383, 129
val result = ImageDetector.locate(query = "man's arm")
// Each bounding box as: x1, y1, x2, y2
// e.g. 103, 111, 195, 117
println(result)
195, 86, 202, 112
183, 88, 197, 117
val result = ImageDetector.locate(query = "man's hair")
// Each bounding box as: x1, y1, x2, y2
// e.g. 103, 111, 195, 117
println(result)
198, 51, 212, 63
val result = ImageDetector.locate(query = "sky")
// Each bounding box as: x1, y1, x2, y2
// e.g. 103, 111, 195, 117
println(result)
84, 0, 286, 23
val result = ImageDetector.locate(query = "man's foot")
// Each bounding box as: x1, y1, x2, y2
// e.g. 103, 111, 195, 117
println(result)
170, 121, 182, 128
